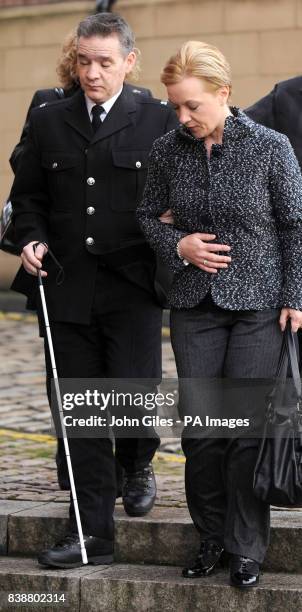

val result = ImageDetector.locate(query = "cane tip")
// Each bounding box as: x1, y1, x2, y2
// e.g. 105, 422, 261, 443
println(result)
82, 550, 88, 565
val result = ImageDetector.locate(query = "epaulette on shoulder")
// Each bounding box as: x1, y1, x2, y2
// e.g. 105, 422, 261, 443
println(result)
34, 97, 68, 113
138, 96, 170, 106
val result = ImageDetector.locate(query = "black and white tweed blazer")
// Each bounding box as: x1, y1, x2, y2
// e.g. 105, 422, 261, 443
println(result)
137, 108, 302, 311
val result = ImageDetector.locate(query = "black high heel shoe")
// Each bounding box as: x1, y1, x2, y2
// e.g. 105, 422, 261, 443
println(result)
230, 555, 260, 588
182, 541, 224, 578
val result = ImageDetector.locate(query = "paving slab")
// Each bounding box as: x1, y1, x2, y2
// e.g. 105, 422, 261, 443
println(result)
81, 564, 302, 612
0, 501, 49, 556
0, 556, 109, 612
5, 504, 302, 573
1, 558, 301, 612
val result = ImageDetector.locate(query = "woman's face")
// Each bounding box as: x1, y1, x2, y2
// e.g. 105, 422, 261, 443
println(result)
166, 76, 229, 139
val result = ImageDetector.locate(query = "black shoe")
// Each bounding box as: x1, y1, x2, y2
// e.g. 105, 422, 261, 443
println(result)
38, 533, 114, 569
230, 555, 260, 588
122, 463, 156, 517
182, 541, 224, 578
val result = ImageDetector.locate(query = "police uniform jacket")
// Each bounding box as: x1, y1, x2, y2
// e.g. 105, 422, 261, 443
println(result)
11, 85, 177, 323
9, 84, 151, 173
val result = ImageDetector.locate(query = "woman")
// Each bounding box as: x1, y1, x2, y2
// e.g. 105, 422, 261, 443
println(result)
137, 41, 302, 588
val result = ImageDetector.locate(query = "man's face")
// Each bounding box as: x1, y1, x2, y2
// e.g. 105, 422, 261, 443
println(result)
76, 34, 136, 103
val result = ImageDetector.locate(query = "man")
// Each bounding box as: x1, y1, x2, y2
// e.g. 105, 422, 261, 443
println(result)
7, 33, 152, 492
11, 12, 177, 568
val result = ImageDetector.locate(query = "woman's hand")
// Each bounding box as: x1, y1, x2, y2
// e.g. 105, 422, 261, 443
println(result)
159, 208, 174, 224
178, 233, 231, 273
279, 308, 302, 332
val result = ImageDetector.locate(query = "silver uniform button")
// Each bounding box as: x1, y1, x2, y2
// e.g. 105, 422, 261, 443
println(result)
87, 177, 95, 186
52, 162, 58, 169
86, 237, 94, 246
87, 206, 95, 215
136, 161, 142, 169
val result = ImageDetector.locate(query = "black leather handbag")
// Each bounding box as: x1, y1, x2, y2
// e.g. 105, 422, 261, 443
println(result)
253, 323, 302, 507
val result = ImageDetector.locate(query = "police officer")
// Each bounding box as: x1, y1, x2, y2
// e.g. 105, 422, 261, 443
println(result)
8, 31, 152, 494
11, 12, 178, 568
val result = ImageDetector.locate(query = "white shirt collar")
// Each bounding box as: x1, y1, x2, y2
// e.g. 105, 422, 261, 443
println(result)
85, 87, 123, 121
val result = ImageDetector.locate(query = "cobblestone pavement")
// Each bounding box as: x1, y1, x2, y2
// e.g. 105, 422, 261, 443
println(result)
0, 314, 185, 507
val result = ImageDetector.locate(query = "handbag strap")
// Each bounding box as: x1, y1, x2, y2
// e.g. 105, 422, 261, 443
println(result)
268, 321, 301, 402
285, 322, 301, 399
275, 334, 288, 379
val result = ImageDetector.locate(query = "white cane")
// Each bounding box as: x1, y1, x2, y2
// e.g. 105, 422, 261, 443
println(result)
37, 269, 88, 565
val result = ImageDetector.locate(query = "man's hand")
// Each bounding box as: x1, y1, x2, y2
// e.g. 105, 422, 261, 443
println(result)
279, 308, 302, 333
21, 241, 48, 277
178, 233, 231, 273
159, 208, 174, 224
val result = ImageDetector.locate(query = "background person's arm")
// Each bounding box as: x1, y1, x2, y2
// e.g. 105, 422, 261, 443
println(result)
9, 91, 47, 174
9, 89, 62, 174
11, 110, 50, 262
245, 85, 277, 129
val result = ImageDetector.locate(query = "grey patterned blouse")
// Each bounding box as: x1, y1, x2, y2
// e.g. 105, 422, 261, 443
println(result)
137, 108, 302, 311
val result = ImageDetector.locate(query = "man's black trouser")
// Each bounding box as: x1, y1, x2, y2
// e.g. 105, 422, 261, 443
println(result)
170, 297, 283, 564
42, 264, 162, 539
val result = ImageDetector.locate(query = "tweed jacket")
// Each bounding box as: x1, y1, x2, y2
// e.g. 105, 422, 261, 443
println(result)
137, 108, 302, 311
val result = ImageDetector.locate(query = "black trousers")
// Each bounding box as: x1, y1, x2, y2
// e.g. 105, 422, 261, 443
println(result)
43, 264, 162, 539
170, 298, 283, 563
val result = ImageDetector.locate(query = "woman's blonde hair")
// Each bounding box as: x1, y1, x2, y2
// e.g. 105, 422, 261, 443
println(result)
56, 29, 141, 90
161, 41, 232, 98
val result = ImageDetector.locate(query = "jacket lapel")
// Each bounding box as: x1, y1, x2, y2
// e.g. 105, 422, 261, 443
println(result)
90, 84, 137, 145
63, 84, 137, 144
64, 89, 93, 142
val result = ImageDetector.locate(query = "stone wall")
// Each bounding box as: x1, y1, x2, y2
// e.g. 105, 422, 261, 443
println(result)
1, 0, 302, 287
0, 0, 77, 6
